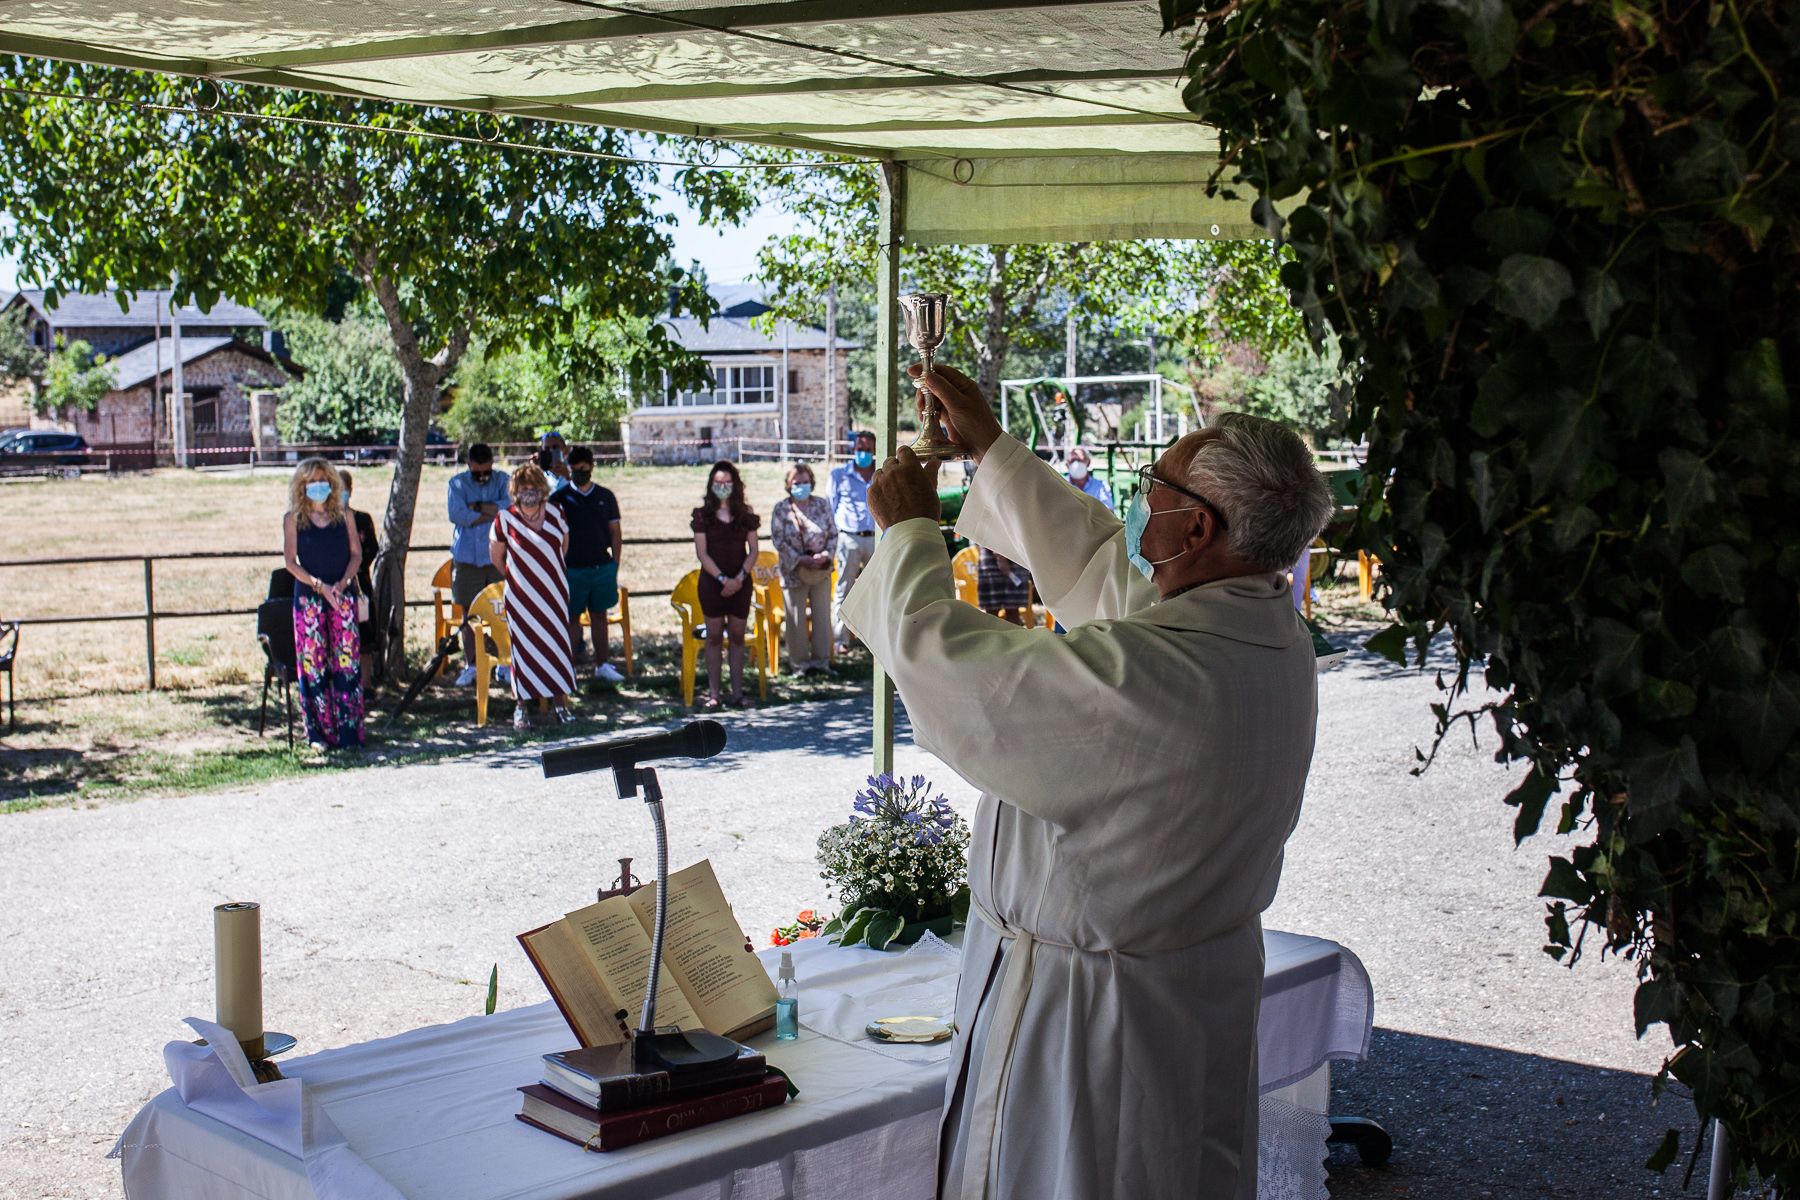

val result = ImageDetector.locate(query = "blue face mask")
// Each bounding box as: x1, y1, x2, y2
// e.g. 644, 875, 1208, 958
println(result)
854, 450, 875, 469
304, 481, 333, 504
1124, 492, 1196, 583
791, 483, 813, 500
712, 482, 734, 501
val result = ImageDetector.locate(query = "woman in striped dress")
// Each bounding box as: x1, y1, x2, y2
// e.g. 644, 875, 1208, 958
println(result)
488, 463, 577, 731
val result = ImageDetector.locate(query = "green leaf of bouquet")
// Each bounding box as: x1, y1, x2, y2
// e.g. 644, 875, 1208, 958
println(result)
485, 964, 498, 1016
840, 908, 876, 948
864, 911, 905, 952
951, 886, 972, 926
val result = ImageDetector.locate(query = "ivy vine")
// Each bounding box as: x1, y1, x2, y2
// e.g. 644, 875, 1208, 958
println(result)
1162, 0, 1798, 1186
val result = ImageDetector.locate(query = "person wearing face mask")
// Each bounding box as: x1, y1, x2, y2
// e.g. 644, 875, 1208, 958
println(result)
282, 459, 364, 752
552, 445, 625, 684
489, 463, 577, 731
336, 468, 383, 691
827, 430, 880, 655
690, 459, 760, 708
539, 430, 572, 492
769, 462, 836, 675
845, 364, 1334, 1200
1063, 444, 1114, 510
447, 443, 511, 686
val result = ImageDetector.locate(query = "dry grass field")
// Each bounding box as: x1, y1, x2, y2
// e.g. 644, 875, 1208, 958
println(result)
0, 458, 879, 807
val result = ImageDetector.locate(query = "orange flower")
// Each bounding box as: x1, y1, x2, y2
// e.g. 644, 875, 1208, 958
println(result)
797, 929, 818, 940
796, 909, 816, 924
770, 929, 788, 946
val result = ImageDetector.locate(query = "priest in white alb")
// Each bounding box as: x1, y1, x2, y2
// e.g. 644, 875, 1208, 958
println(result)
843, 364, 1336, 1200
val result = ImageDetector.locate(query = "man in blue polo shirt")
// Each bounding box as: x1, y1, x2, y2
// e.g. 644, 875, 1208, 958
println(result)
828, 430, 879, 654
446, 442, 511, 686
554, 444, 625, 684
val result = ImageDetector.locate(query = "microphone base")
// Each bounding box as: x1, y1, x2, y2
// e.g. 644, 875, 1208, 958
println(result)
632, 1029, 747, 1077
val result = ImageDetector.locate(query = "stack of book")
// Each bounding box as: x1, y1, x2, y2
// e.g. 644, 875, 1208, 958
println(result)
517, 1040, 789, 1151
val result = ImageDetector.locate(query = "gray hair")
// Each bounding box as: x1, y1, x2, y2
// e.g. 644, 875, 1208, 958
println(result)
1182, 413, 1335, 572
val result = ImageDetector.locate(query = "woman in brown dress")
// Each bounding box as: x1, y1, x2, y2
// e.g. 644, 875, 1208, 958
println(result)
691, 459, 760, 708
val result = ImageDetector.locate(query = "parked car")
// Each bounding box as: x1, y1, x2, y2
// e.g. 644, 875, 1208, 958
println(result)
348, 426, 456, 465
0, 431, 91, 475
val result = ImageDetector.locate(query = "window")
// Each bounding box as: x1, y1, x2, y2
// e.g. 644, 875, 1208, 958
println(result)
647, 361, 778, 409
192, 396, 219, 434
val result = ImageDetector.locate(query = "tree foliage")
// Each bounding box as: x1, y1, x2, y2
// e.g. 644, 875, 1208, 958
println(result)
0, 58, 751, 670
35, 337, 114, 416
1215, 336, 1355, 448
750, 161, 1298, 411
1164, 0, 1798, 1183
272, 306, 404, 444
0, 305, 44, 388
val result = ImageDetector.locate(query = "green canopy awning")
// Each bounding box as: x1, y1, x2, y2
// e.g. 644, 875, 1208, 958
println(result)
0, 0, 1252, 245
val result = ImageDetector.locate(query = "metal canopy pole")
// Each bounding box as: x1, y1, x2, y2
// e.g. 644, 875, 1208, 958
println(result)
871, 159, 902, 777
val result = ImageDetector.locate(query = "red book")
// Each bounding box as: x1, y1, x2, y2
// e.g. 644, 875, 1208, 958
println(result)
515, 1072, 789, 1152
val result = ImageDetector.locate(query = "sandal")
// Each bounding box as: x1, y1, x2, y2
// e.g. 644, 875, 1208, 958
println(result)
698, 695, 721, 711
727, 692, 752, 709
555, 705, 576, 725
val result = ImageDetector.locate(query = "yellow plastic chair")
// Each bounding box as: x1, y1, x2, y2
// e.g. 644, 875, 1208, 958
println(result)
670, 570, 766, 707
468, 581, 514, 726
953, 544, 1042, 627
1358, 549, 1380, 602
430, 558, 463, 677
576, 585, 635, 677
950, 545, 980, 606
750, 550, 784, 676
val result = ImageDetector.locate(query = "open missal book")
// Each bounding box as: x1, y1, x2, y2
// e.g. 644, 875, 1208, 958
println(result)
518, 859, 777, 1047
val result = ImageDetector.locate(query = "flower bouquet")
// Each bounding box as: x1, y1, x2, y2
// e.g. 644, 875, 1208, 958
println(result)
817, 773, 971, 951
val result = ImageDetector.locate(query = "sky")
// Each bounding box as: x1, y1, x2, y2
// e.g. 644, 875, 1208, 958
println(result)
0, 185, 799, 296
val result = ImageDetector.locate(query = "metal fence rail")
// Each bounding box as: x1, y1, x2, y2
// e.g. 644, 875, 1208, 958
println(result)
0, 539, 693, 689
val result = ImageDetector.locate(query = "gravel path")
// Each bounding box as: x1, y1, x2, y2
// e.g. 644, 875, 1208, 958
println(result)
0, 628, 1729, 1198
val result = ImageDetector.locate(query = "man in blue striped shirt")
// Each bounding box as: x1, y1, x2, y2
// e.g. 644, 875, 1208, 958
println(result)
828, 430, 879, 653
446, 443, 511, 685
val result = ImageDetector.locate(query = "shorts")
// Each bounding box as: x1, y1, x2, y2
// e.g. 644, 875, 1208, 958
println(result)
451, 561, 505, 613
567, 562, 619, 616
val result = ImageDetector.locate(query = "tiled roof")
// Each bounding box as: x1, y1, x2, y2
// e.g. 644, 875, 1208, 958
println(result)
5, 289, 268, 329
101, 336, 293, 391
661, 316, 860, 354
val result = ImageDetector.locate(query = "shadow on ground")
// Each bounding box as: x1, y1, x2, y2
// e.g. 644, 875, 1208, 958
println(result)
1324, 1028, 1730, 1199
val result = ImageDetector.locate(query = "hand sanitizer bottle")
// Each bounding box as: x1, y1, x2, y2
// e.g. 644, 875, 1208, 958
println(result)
775, 950, 799, 1040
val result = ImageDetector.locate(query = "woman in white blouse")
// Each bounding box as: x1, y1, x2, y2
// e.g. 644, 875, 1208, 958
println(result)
768, 463, 838, 675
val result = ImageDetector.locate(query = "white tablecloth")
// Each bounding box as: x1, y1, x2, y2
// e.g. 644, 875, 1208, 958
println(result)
115, 930, 1372, 1200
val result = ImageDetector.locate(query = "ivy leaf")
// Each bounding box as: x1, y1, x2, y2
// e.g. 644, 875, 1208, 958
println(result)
1716, 672, 1800, 773
1496, 254, 1575, 329
1527, 402, 1602, 500
1365, 623, 1410, 665
1505, 767, 1557, 842
1587, 618, 1644, 696
1580, 271, 1625, 338
1472, 207, 1552, 254
1658, 448, 1716, 524
1540, 856, 1594, 903
1645, 1129, 1680, 1173
863, 911, 906, 952
1640, 677, 1698, 720
1680, 545, 1747, 603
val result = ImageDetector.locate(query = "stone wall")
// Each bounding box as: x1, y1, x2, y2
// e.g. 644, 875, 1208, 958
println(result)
42, 346, 290, 452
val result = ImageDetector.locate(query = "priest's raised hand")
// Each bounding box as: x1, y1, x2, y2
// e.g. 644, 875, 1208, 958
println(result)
866, 445, 941, 531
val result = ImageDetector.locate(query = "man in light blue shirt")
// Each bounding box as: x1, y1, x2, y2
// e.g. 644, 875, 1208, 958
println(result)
828, 430, 879, 652
1065, 445, 1114, 510
446, 442, 511, 685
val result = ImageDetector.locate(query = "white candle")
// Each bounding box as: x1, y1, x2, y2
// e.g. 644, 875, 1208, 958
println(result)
214, 901, 264, 1059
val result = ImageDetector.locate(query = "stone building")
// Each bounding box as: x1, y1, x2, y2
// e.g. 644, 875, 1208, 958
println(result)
2, 290, 296, 466
621, 285, 858, 465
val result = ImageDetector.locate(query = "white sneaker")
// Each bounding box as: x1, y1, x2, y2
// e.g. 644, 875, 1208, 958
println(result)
513, 705, 531, 732
594, 662, 625, 684
454, 665, 478, 687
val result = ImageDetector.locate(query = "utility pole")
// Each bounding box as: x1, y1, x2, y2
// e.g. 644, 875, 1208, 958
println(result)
152, 292, 163, 452
170, 294, 188, 468
824, 282, 838, 463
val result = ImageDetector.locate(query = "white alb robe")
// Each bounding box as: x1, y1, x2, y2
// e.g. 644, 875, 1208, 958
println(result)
843, 433, 1320, 1200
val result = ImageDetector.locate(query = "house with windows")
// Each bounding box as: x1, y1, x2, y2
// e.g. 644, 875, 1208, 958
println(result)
621, 284, 858, 465
2, 289, 297, 466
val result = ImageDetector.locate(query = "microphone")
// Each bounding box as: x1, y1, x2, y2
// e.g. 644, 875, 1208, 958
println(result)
542, 720, 728, 788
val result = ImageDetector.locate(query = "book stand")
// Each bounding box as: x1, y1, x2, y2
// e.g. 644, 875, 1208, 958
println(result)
613, 763, 746, 1078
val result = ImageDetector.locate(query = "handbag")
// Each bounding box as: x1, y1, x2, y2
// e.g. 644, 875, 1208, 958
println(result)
355, 587, 371, 625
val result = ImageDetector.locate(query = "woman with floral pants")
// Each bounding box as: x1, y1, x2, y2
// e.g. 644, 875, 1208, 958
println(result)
282, 459, 365, 750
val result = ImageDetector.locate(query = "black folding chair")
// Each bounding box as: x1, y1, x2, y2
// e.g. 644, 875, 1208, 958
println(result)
256, 597, 298, 748
0, 619, 18, 732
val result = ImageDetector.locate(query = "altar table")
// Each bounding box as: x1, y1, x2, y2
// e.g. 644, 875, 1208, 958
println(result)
115, 930, 1372, 1200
